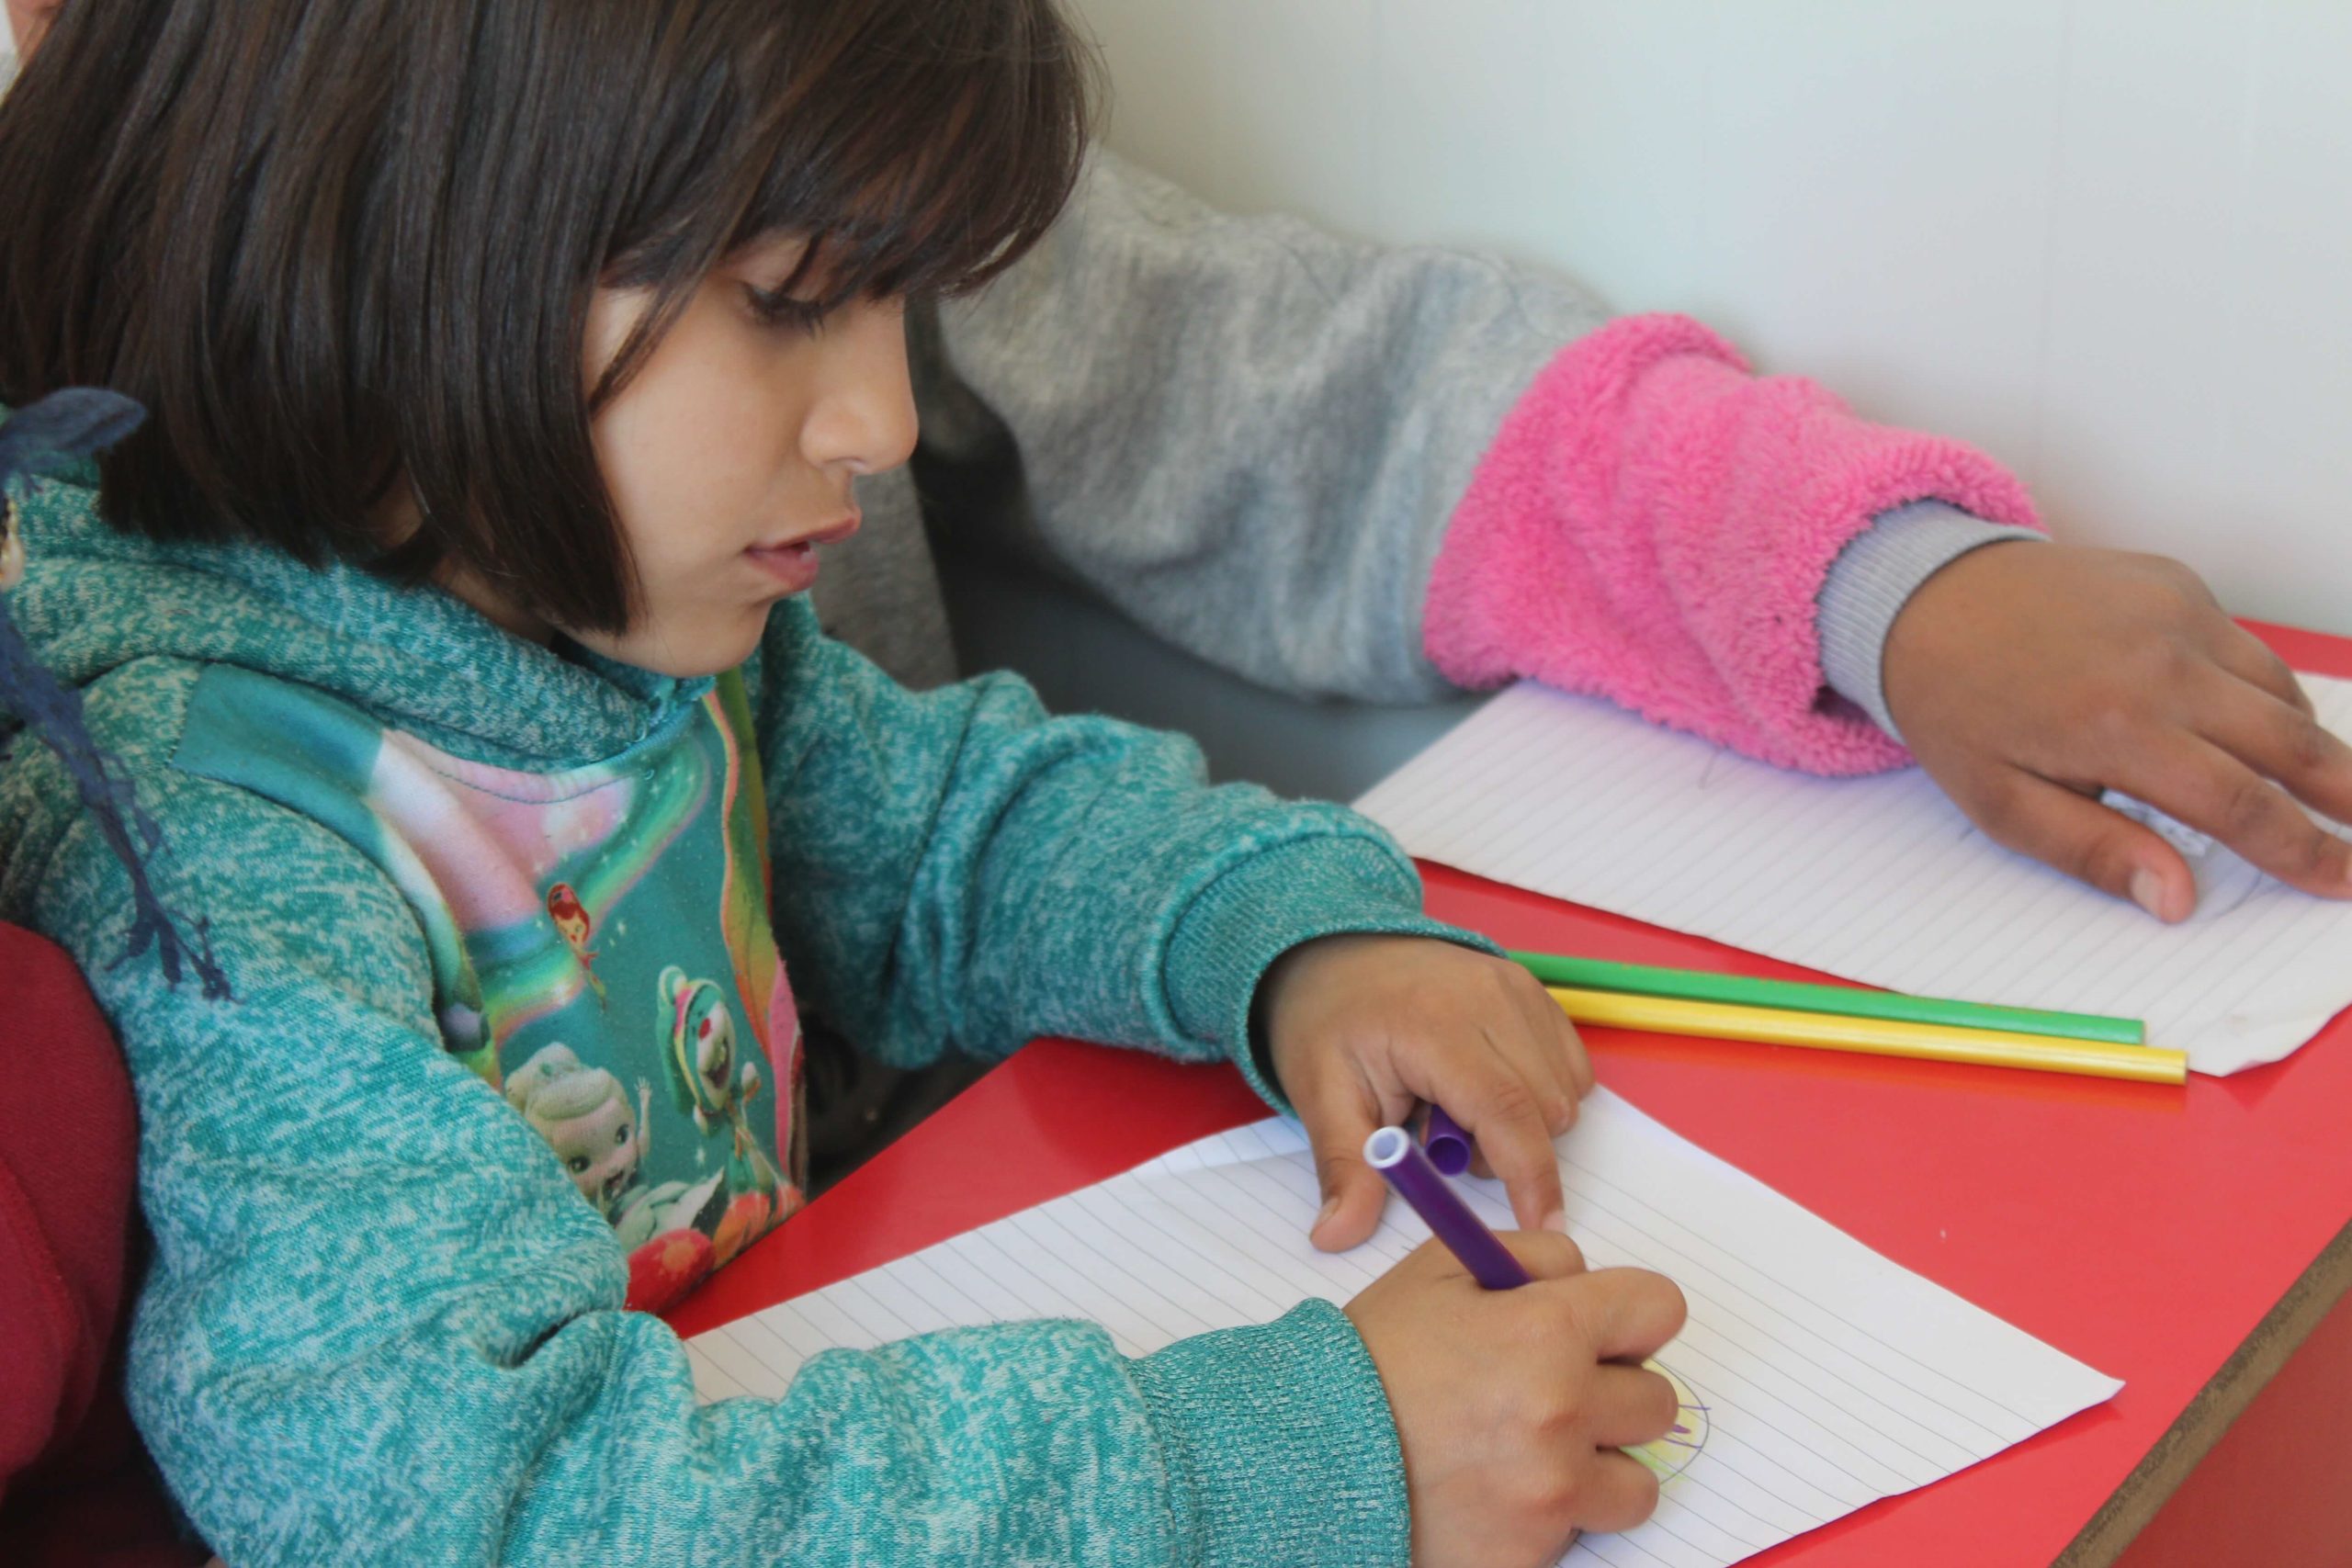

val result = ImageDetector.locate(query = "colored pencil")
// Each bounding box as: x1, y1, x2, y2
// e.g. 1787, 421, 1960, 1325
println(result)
1544, 985, 2188, 1085
1509, 950, 2144, 1046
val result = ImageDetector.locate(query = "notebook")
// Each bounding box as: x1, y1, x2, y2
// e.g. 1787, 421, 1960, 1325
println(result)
1353, 675, 2352, 1076
687, 1089, 2119, 1568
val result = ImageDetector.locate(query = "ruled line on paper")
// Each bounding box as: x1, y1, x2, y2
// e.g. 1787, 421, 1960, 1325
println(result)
685, 1091, 2119, 1568
1352, 677, 2352, 1077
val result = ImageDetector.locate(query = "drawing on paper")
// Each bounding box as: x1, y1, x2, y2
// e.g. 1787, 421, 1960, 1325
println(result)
1627, 1360, 1711, 1483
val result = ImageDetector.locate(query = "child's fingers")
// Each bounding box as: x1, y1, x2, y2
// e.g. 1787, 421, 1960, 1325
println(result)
1294, 1074, 1396, 1254
1434, 1043, 1568, 1233
1968, 766, 2196, 921
1587, 1361, 1683, 1450
2126, 732, 2352, 900
2189, 670, 2352, 831
1546, 1265, 1690, 1365
1489, 1228, 1589, 1280
2208, 622, 2317, 717
1514, 967, 1594, 1105
1466, 980, 1589, 1181
1572, 1451, 1665, 1537
1476, 981, 1586, 1142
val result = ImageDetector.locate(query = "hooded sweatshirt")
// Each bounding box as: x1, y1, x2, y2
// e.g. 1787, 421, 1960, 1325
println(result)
0, 457, 1478, 1566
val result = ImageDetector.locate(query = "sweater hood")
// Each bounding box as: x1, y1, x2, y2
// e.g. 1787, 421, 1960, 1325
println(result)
6, 459, 714, 771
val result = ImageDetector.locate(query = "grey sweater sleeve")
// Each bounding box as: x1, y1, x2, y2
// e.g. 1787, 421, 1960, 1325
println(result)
1817, 502, 2047, 741
916, 148, 1610, 704
922, 148, 2038, 734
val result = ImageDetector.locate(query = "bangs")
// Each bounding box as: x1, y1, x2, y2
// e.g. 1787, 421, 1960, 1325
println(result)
0, 0, 1100, 638
742, 0, 1099, 307
598, 0, 1097, 400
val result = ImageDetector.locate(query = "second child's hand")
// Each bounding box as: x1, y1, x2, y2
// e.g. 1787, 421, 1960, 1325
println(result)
1260, 933, 1592, 1252
1883, 540, 2352, 922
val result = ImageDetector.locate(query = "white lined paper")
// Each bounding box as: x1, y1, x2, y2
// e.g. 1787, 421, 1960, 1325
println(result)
1353, 676, 2352, 1076
688, 1091, 2119, 1567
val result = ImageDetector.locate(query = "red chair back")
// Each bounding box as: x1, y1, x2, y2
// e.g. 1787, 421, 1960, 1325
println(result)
0, 922, 207, 1566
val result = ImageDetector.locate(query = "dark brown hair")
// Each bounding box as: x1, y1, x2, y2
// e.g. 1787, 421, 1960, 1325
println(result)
0, 0, 1097, 631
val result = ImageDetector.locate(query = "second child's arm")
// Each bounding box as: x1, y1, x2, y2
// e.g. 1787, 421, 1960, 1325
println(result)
910, 147, 1585, 705
917, 152, 2352, 919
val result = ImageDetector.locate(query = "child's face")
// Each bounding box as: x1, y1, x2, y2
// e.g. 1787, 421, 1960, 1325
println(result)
458, 233, 916, 677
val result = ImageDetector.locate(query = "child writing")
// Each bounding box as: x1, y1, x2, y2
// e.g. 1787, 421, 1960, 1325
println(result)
17, 0, 2352, 1208
0, 3, 1683, 1566
639, 52, 2352, 1187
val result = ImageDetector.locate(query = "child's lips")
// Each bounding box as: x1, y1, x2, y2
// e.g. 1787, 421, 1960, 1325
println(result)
754, 512, 861, 553
744, 512, 860, 592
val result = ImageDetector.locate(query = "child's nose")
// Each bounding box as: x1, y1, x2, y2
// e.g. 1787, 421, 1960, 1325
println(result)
802, 301, 918, 479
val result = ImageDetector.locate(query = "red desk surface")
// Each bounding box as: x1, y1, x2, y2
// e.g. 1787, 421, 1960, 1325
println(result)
672, 620, 2352, 1568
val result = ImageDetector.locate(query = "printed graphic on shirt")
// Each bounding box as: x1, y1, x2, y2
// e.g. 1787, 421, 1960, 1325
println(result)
176, 667, 805, 1312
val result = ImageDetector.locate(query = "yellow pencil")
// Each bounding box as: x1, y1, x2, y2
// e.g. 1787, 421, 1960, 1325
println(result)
1545, 985, 2189, 1086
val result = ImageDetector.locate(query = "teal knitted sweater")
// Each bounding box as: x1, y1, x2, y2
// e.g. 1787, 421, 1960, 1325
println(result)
0, 466, 1474, 1565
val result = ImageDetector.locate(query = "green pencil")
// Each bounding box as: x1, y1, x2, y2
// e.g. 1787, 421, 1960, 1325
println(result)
1505, 950, 2146, 1047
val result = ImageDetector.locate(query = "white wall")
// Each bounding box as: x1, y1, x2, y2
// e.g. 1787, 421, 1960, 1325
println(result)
1072, 0, 2352, 637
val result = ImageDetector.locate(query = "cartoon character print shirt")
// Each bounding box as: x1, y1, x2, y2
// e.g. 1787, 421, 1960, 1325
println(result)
176, 664, 804, 1313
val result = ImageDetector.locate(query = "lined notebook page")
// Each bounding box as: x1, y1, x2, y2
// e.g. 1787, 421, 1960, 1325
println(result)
688, 1091, 2119, 1568
1354, 677, 2352, 1077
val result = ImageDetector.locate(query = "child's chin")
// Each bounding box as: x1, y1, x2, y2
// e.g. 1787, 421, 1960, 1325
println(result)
609, 614, 768, 679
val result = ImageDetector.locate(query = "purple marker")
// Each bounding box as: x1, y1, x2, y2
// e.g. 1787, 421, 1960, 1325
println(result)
1364, 1125, 1532, 1291
1423, 1103, 1473, 1176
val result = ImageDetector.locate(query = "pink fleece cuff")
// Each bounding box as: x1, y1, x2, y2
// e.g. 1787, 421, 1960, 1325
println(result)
1423, 313, 2042, 776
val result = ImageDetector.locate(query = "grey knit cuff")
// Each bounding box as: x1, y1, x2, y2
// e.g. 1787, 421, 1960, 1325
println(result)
1816, 502, 2046, 743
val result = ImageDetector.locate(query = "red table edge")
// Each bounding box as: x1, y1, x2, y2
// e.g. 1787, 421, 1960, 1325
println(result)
2028, 616, 2352, 1562
2060, 1220, 2352, 1564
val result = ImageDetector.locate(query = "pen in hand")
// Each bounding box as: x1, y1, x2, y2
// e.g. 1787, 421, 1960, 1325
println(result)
1365, 1124, 1531, 1290
1422, 1102, 1475, 1176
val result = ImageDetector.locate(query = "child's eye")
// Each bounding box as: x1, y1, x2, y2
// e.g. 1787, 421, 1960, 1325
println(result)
745, 284, 830, 336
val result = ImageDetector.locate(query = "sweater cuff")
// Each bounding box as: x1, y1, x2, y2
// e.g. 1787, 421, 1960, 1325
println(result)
1132, 1299, 1410, 1568
1816, 502, 2048, 742
1157, 829, 1499, 1113
1424, 311, 2045, 776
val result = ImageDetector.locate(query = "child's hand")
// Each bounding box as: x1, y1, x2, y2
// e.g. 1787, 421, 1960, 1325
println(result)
1346, 1232, 1688, 1566
1883, 540, 2352, 921
1260, 934, 1591, 1251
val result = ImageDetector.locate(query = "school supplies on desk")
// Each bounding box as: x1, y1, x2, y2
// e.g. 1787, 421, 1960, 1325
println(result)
1544, 985, 2188, 1085
1357, 676, 2352, 1076
1508, 950, 2146, 1045
1365, 1123, 1531, 1287
685, 1089, 2120, 1568
1505, 946, 2180, 1084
